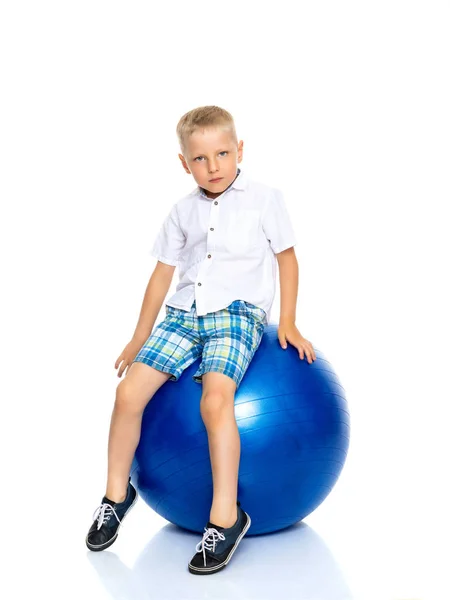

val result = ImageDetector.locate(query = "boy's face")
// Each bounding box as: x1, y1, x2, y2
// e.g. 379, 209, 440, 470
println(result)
178, 127, 243, 199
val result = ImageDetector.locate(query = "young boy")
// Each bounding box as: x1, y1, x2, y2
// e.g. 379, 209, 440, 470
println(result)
85, 105, 316, 574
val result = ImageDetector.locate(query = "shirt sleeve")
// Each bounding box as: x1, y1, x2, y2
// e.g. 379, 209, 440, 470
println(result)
262, 188, 297, 254
150, 203, 186, 266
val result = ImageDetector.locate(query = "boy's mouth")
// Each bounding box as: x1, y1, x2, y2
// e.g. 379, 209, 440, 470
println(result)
209, 177, 223, 183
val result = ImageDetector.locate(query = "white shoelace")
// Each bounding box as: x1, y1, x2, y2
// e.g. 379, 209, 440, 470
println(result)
92, 503, 122, 531
195, 527, 226, 566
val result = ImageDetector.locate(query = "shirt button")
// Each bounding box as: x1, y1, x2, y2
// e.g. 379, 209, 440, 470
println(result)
207, 254, 211, 258
210, 227, 214, 231
214, 201, 218, 205
198, 282, 202, 286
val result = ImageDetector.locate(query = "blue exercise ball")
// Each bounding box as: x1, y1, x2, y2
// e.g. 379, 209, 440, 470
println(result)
131, 323, 350, 535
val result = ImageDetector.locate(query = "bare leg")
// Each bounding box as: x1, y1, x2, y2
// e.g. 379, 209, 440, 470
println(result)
200, 371, 239, 528
105, 362, 172, 502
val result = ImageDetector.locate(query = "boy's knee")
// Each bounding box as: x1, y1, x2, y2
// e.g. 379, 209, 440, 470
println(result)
114, 380, 142, 414
200, 391, 232, 424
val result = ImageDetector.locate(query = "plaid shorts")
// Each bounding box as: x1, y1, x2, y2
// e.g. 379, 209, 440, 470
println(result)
132, 299, 267, 389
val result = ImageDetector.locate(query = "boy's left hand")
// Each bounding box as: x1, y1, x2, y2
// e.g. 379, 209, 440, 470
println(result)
278, 322, 316, 363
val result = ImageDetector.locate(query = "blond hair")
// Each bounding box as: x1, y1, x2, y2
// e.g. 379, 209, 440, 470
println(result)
176, 105, 238, 157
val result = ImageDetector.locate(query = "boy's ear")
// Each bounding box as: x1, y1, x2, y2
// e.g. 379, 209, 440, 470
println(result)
178, 153, 191, 174
237, 140, 244, 162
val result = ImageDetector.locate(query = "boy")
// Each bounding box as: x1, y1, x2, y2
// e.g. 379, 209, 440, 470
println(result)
85, 105, 316, 574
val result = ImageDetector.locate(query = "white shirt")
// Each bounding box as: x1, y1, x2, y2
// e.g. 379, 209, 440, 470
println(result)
150, 168, 297, 325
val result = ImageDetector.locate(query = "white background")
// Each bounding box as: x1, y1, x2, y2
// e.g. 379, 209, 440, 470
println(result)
1, 1, 449, 598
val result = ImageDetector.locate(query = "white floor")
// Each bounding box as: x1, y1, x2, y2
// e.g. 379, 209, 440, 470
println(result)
9, 416, 448, 600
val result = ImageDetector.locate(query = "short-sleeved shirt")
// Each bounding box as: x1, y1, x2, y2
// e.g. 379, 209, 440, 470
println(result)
150, 168, 297, 325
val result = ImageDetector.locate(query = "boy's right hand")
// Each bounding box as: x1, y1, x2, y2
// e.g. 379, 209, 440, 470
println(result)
114, 338, 145, 378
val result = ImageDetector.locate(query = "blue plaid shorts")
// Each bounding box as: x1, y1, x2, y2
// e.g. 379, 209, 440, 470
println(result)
132, 299, 267, 389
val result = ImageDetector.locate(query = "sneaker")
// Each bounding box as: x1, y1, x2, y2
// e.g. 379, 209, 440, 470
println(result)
85, 477, 137, 551
188, 501, 251, 575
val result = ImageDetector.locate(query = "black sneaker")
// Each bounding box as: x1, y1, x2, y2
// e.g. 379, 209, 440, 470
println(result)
85, 478, 137, 552
188, 501, 251, 575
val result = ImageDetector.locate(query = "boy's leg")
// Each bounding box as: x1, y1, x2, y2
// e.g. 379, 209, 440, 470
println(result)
106, 301, 203, 501
105, 362, 172, 502
87, 298, 204, 551
200, 371, 239, 528
86, 361, 173, 551
188, 301, 263, 572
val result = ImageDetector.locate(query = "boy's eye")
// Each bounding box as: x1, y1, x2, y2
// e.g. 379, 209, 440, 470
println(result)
194, 151, 228, 162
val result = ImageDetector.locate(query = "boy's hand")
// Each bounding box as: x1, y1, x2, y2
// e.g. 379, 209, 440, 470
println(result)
115, 338, 145, 378
278, 321, 316, 364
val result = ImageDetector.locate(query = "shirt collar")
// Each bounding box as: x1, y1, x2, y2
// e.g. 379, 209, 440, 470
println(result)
196, 167, 247, 198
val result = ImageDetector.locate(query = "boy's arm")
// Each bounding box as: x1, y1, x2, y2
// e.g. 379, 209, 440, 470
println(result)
277, 247, 298, 325
131, 261, 176, 343
276, 247, 316, 363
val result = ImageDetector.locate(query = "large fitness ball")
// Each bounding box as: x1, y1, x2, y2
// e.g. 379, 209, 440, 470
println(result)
130, 324, 350, 535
